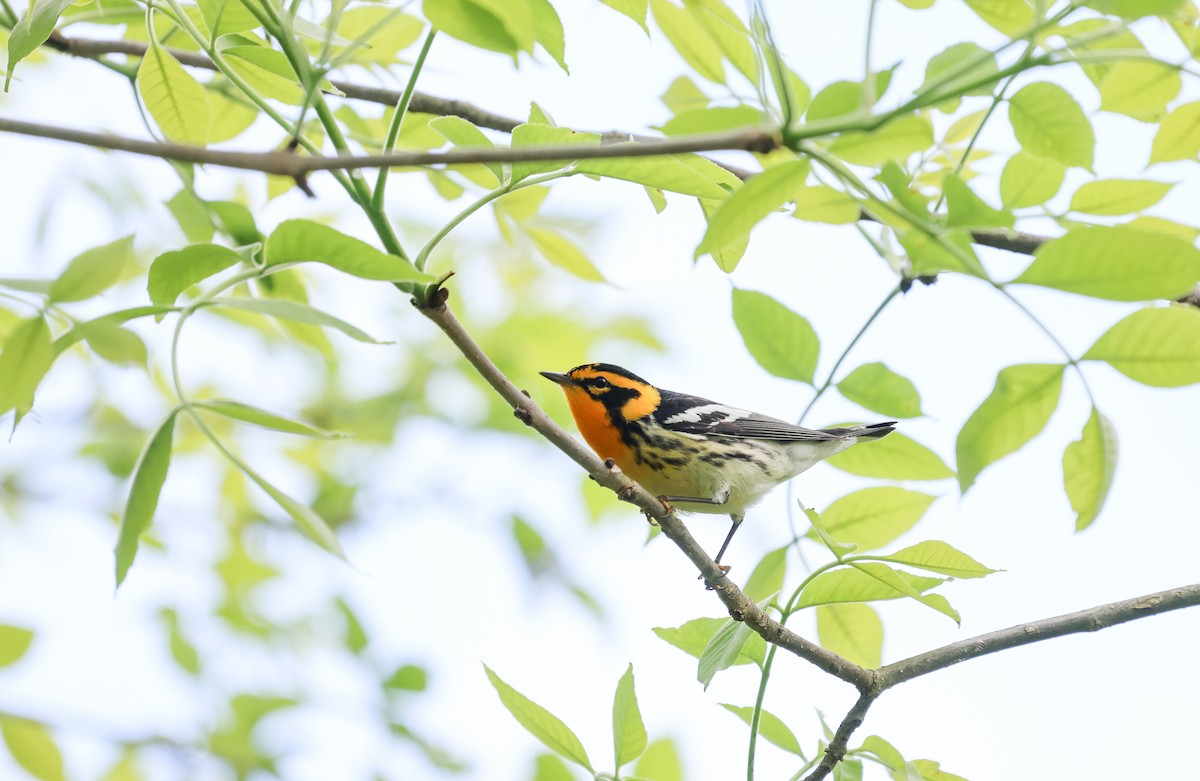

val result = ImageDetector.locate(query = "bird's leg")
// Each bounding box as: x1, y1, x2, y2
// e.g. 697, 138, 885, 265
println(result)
712, 514, 744, 569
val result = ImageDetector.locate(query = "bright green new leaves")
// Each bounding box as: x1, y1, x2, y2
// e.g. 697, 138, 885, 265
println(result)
943, 175, 1013, 230
266, 220, 431, 282
528, 0, 568, 72
1150, 102, 1200, 164
964, 0, 1035, 35
798, 564, 957, 622
696, 160, 805, 260
240, 460, 344, 557
423, 0, 566, 69
0, 317, 54, 417
612, 665, 647, 768
430, 115, 502, 184
49, 235, 134, 303
197, 400, 343, 438
601, 0, 649, 32
198, 0, 260, 38
384, 664, 427, 691
742, 546, 787, 602
956, 364, 1064, 492
1009, 82, 1094, 170
138, 43, 210, 145
838, 362, 923, 418
826, 432, 954, 481
652, 617, 756, 666
528, 228, 606, 282
650, 0, 724, 83
817, 603, 882, 668
1099, 60, 1180, 122
698, 610, 765, 686
0, 626, 34, 668
215, 299, 388, 344
719, 704, 803, 755
510, 124, 597, 184
636, 739, 683, 781
577, 153, 735, 199
4, 0, 76, 89
1063, 408, 1118, 531
921, 42, 999, 105
1014, 227, 1200, 301
1083, 306, 1200, 387
115, 410, 179, 587
883, 541, 997, 579
1069, 179, 1174, 216
484, 665, 593, 771
828, 113, 933, 166
731, 288, 819, 383
660, 104, 764, 136
0, 716, 64, 781
1000, 150, 1065, 209
148, 244, 243, 308
793, 185, 860, 224
819, 488, 937, 551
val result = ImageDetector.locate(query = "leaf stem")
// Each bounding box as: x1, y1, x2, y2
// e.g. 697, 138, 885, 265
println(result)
373, 27, 437, 209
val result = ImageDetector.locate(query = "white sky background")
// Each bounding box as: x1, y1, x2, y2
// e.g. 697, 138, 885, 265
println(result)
1, 1, 1199, 780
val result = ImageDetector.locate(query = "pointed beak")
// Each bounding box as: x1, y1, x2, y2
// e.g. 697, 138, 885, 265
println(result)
540, 371, 573, 386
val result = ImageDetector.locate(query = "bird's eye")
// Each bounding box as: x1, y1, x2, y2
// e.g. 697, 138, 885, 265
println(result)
592, 377, 610, 388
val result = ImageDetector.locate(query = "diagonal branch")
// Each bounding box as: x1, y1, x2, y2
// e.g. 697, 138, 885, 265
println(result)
413, 286, 875, 691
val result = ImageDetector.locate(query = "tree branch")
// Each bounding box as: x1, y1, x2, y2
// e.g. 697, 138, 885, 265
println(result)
412, 286, 875, 690
0, 115, 778, 176
802, 692, 877, 781
877, 582, 1200, 688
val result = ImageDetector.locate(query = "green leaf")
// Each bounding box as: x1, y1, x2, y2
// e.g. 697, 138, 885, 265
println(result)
0, 626, 34, 668
0, 317, 54, 418
80, 323, 148, 366
803, 503, 856, 559
793, 185, 860, 224
528, 0, 567, 72
943, 174, 1013, 229
0, 717, 65, 781
806, 68, 895, 122
882, 540, 997, 578
817, 603, 882, 668
731, 288, 819, 383
1069, 179, 1174, 216
1082, 306, 1200, 387
1086, 0, 1186, 18
828, 113, 933, 166
1150, 102, 1200, 164
384, 664, 428, 691
576, 153, 734, 199
266, 220, 430, 282
148, 244, 242, 309
897, 228, 985, 278
160, 608, 201, 675
719, 704, 804, 755
1013, 226, 1200, 301
0, 278, 53, 295
138, 43, 210, 144
649, 0, 724, 83
429, 115, 502, 184
660, 105, 764, 136
797, 565, 947, 610
197, 399, 342, 438
922, 42, 999, 104
483, 665, 593, 771
423, 0, 519, 55
662, 75, 709, 113
219, 44, 304, 105
612, 665, 647, 768
635, 739, 682, 781
601, 0, 649, 32
826, 431, 954, 481
818, 488, 937, 552
850, 562, 960, 622
1000, 150, 1065, 209
742, 546, 787, 602
528, 228, 606, 282
837, 362, 923, 418
510, 124, 599, 184
213, 298, 388, 343
698, 614, 760, 687
115, 410, 178, 587
4, 0, 76, 89
652, 617, 755, 666
48, 235, 134, 303
1125, 216, 1200, 242
1099, 60, 1180, 122
956, 364, 1064, 493
1063, 408, 1118, 532
240, 460, 345, 557
1008, 82, 1094, 170
963, 0, 1034, 35
197, 0, 259, 37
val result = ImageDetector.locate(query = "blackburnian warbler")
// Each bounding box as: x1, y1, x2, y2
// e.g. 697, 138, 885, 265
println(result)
541, 363, 895, 567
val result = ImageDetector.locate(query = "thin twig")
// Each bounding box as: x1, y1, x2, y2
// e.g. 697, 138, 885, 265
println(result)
802, 692, 877, 781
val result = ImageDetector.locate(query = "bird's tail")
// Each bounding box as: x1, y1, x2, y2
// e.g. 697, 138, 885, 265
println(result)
825, 421, 897, 440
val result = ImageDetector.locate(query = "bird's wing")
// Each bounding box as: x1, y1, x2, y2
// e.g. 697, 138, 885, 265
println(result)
654, 392, 882, 442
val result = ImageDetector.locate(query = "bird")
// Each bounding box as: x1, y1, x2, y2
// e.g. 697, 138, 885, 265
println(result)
541, 363, 896, 570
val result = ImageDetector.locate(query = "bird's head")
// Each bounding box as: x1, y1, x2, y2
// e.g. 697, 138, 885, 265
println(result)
540, 363, 662, 424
